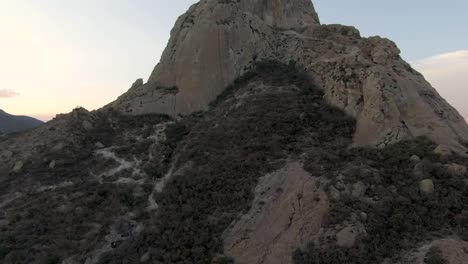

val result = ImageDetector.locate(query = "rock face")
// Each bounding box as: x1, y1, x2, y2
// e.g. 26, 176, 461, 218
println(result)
400, 239, 468, 264
112, 0, 319, 117
223, 162, 328, 264
111, 0, 468, 151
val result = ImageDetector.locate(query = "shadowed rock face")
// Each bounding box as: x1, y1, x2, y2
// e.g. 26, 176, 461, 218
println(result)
111, 0, 320, 116
111, 0, 468, 151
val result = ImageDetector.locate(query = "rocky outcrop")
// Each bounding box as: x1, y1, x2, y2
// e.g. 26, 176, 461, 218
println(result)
0, 107, 96, 164
419, 179, 435, 194
335, 225, 366, 248
112, 0, 319, 117
110, 0, 468, 152
399, 239, 468, 264
223, 162, 328, 264
445, 163, 467, 177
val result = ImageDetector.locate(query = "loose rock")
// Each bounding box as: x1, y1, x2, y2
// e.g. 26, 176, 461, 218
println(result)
410, 155, 421, 162
444, 163, 467, 177
49, 160, 56, 169
336, 226, 358, 248
11, 161, 24, 173
420, 179, 435, 194
351, 181, 367, 198
434, 145, 452, 157
329, 186, 341, 201
360, 212, 368, 222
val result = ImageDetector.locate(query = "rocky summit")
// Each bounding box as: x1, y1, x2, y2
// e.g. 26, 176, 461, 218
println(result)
112, 0, 468, 152
1, 1, 468, 264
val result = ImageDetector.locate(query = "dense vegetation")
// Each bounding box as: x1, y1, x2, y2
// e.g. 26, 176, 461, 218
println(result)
0, 111, 175, 263
293, 137, 468, 263
96, 61, 356, 263
0, 183, 149, 264
2, 60, 466, 264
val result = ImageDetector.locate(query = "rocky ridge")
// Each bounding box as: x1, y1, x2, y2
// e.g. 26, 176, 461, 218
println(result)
1, 60, 467, 264
111, 0, 468, 152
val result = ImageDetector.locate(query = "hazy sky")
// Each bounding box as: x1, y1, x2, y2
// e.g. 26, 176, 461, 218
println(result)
0, 0, 467, 121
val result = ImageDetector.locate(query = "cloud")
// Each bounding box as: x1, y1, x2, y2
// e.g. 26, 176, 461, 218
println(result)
0, 89, 19, 98
412, 50, 468, 120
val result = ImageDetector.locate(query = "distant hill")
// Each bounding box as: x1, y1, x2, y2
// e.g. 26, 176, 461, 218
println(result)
0, 109, 44, 134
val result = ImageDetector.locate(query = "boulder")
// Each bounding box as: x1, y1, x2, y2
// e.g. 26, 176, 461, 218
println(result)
329, 186, 341, 201
10, 161, 24, 173
351, 181, 367, 198
434, 145, 453, 157
140, 252, 151, 263
336, 226, 359, 248
413, 160, 433, 180
82, 120, 93, 131
51, 142, 65, 152
49, 160, 56, 169
360, 212, 368, 222
419, 179, 435, 194
444, 163, 467, 177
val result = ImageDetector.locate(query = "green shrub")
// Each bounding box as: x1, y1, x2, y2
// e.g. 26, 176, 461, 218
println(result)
43, 255, 61, 264
0, 246, 9, 259
94, 60, 356, 263
295, 136, 468, 264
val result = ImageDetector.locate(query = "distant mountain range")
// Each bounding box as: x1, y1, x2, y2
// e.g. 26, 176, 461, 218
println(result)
0, 109, 44, 134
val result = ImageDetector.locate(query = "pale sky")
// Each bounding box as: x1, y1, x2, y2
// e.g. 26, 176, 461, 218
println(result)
0, 0, 467, 121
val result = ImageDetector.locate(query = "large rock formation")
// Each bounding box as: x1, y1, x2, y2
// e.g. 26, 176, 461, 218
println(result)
112, 0, 320, 117
223, 162, 328, 264
111, 0, 468, 151
2, 1, 468, 264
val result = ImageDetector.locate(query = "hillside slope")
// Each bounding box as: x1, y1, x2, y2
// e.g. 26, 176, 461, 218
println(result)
1, 0, 468, 263
0, 109, 43, 134
0, 62, 467, 264
111, 0, 468, 152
